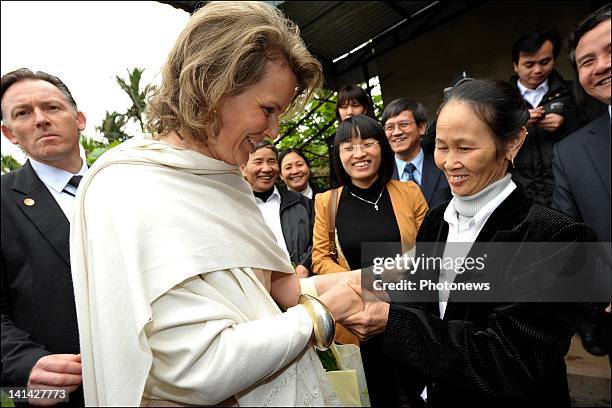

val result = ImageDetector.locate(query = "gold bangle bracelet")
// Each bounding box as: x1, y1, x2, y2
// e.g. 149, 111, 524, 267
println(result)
298, 294, 336, 350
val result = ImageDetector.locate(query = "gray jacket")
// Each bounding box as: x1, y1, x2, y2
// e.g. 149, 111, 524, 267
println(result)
278, 185, 314, 270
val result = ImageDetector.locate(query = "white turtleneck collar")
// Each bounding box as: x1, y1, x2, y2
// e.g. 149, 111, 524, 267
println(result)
443, 173, 516, 242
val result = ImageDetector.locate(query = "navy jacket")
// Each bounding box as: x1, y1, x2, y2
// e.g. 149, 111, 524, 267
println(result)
552, 113, 611, 242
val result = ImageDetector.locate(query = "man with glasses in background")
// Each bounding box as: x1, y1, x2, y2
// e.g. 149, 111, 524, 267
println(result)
382, 98, 451, 208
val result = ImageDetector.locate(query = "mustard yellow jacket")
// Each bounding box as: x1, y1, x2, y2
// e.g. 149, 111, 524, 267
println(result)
312, 179, 428, 273
312, 180, 428, 344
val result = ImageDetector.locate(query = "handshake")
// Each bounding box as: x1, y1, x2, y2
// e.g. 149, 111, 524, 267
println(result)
312, 270, 391, 341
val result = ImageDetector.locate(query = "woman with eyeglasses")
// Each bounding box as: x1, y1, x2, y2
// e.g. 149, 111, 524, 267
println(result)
329, 85, 377, 188
312, 114, 428, 406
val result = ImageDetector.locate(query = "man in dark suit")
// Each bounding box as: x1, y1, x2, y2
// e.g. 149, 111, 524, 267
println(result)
382, 98, 451, 208
510, 29, 581, 207
552, 4, 611, 357
1, 68, 87, 405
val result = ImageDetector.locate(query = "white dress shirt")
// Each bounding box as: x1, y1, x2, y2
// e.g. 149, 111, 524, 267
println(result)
517, 78, 549, 108
395, 147, 424, 185
29, 157, 88, 221
299, 183, 314, 200
254, 186, 291, 261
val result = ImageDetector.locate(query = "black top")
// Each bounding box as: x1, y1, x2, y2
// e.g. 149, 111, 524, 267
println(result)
336, 177, 402, 269
253, 187, 275, 202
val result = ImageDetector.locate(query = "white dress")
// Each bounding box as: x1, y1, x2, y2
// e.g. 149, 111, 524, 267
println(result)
70, 137, 339, 406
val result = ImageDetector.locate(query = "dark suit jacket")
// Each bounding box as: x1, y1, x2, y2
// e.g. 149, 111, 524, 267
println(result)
552, 113, 611, 241
277, 185, 314, 270
1, 161, 83, 405
382, 188, 593, 407
392, 152, 451, 208
510, 70, 581, 206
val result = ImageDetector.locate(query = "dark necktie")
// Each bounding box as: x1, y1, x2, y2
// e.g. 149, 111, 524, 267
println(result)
68, 175, 83, 188
405, 163, 419, 185
63, 175, 83, 197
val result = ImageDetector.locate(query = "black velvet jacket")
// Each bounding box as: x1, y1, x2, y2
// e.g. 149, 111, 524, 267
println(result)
381, 188, 595, 407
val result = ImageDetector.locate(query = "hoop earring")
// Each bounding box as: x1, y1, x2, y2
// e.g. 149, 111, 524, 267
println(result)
508, 156, 515, 169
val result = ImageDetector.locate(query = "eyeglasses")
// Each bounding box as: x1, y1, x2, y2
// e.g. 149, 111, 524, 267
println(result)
340, 140, 379, 153
383, 120, 415, 133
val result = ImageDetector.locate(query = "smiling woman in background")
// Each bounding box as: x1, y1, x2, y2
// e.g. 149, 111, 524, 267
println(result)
328, 85, 378, 187
279, 148, 316, 199
312, 114, 428, 406
312, 115, 427, 276
335, 84, 375, 122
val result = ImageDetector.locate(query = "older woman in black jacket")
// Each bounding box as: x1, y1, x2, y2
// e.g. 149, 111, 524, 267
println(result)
343, 79, 596, 407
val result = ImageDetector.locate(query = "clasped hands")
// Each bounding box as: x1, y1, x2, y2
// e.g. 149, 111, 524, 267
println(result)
317, 271, 390, 342
527, 107, 564, 131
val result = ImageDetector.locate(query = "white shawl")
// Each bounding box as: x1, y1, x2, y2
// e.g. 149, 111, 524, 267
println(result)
70, 137, 336, 406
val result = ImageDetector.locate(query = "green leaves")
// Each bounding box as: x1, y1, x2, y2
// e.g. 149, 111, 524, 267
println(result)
96, 111, 129, 143
96, 68, 156, 142
116, 67, 156, 132
85, 67, 157, 165
1, 390, 15, 407
1, 154, 22, 173
81, 136, 121, 166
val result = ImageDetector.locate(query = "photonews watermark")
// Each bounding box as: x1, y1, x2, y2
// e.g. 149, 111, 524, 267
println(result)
360, 242, 612, 303
372, 277, 491, 292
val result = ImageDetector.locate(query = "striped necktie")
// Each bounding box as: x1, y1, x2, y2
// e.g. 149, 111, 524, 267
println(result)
62, 175, 83, 197
404, 163, 418, 185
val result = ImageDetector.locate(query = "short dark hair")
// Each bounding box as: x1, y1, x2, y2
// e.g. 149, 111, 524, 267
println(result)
1, 68, 78, 121
512, 30, 561, 64
279, 148, 311, 169
438, 78, 529, 156
568, 3, 611, 69
381, 98, 427, 126
335, 84, 375, 121
250, 140, 279, 159
333, 114, 395, 187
